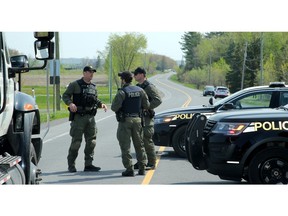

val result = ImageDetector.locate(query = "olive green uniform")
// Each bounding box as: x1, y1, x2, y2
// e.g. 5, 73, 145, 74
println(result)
62, 78, 103, 167
111, 83, 150, 171
137, 80, 162, 166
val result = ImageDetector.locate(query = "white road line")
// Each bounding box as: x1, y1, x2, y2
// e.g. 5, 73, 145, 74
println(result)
43, 114, 115, 144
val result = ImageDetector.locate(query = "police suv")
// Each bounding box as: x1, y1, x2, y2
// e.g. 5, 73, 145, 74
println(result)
185, 107, 288, 184
153, 82, 288, 158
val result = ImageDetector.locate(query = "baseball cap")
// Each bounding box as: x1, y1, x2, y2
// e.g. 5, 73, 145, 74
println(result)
133, 67, 146, 75
118, 71, 132, 80
83, 65, 96, 72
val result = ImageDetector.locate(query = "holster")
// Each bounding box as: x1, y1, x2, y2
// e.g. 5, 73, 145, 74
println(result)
91, 108, 97, 116
68, 109, 75, 121
144, 109, 155, 118
116, 111, 125, 122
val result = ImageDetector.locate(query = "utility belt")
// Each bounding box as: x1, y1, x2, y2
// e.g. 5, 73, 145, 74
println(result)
76, 110, 96, 116
69, 107, 96, 121
116, 111, 141, 122
124, 113, 141, 117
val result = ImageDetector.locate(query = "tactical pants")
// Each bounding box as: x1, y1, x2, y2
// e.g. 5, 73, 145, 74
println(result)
143, 117, 156, 165
117, 117, 146, 170
67, 114, 97, 167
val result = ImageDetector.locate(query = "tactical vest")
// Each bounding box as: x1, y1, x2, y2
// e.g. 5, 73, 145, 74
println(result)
73, 79, 97, 110
137, 80, 151, 101
121, 85, 142, 115
137, 80, 150, 89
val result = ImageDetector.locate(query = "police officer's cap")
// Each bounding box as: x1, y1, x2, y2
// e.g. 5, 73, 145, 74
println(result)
133, 67, 146, 75
83, 65, 96, 73
118, 71, 132, 80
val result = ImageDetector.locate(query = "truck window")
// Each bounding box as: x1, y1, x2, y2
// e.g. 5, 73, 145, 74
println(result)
0, 42, 3, 109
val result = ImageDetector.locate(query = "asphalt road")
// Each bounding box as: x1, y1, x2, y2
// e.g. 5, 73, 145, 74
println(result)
38, 72, 239, 185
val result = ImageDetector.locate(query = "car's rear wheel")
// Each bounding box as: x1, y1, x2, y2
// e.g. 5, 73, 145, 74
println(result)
172, 126, 187, 158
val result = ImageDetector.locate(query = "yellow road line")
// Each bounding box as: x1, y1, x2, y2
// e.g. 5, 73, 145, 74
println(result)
141, 146, 166, 185
155, 78, 192, 108
141, 78, 192, 184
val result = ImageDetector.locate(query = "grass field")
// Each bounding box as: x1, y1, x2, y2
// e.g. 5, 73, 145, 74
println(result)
20, 70, 115, 123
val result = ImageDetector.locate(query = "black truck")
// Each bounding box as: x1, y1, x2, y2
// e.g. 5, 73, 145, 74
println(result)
185, 107, 288, 184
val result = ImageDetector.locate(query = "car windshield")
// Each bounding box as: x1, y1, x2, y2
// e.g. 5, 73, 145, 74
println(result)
206, 86, 214, 90
217, 88, 227, 91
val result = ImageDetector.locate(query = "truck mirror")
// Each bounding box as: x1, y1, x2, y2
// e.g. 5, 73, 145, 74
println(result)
10, 55, 29, 72
33, 32, 55, 60
34, 32, 54, 40
34, 40, 54, 60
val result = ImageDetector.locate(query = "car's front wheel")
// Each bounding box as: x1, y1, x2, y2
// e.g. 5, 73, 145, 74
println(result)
172, 126, 187, 158
248, 147, 288, 184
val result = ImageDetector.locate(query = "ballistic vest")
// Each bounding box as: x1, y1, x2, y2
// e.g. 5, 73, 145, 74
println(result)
121, 85, 142, 115
73, 79, 97, 109
137, 80, 151, 101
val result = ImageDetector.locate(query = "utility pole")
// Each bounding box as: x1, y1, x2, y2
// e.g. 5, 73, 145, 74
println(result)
55, 32, 61, 111
241, 42, 248, 90
143, 52, 147, 70
209, 52, 212, 84
109, 46, 113, 103
260, 32, 264, 86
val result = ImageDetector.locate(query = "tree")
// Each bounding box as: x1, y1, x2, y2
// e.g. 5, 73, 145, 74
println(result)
106, 32, 147, 88
180, 32, 202, 71
95, 55, 102, 70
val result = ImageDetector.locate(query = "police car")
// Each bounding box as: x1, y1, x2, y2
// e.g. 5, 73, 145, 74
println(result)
185, 107, 288, 184
153, 82, 288, 157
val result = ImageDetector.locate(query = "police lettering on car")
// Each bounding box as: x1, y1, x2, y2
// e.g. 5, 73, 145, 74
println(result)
253, 121, 288, 131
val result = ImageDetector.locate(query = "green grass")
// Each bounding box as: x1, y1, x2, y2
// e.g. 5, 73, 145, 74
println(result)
169, 74, 198, 89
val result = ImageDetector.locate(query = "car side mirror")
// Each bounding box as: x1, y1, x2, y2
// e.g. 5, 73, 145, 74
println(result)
221, 103, 235, 110
209, 97, 214, 105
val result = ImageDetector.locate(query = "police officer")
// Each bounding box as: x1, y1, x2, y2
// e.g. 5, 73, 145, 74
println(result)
133, 67, 162, 170
62, 65, 108, 173
111, 71, 150, 177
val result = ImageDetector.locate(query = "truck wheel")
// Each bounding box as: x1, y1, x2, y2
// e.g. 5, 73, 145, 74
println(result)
172, 126, 187, 158
29, 144, 39, 184
21, 113, 38, 184
248, 147, 288, 184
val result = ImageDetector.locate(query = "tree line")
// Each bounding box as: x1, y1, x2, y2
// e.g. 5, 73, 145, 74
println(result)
179, 32, 288, 93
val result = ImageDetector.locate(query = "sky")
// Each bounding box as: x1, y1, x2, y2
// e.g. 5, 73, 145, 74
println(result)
5, 32, 185, 61
3, 1, 288, 64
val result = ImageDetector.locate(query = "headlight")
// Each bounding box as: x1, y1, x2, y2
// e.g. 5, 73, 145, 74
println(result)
212, 122, 249, 135
154, 115, 177, 124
